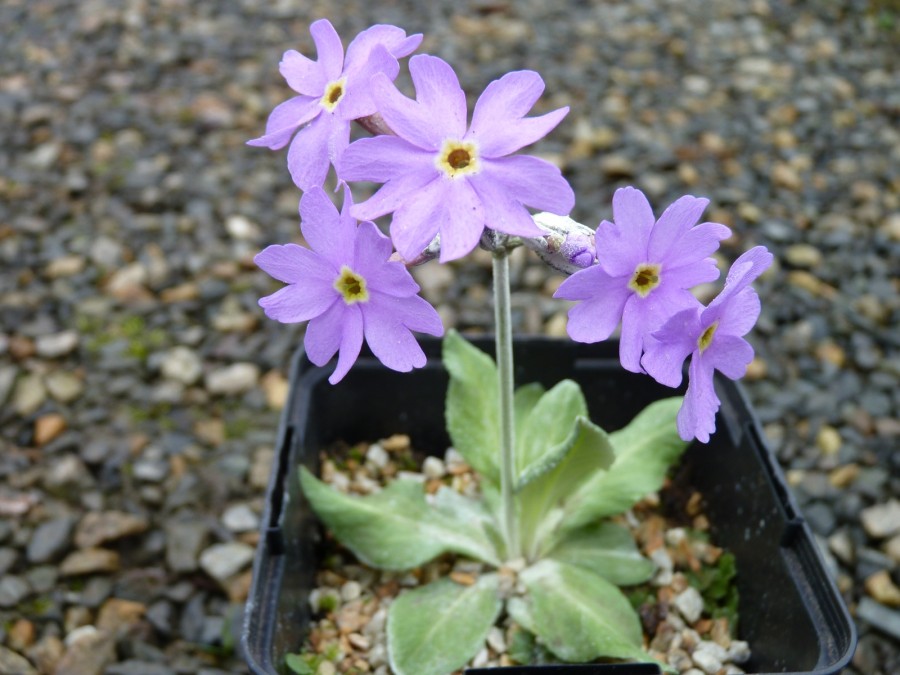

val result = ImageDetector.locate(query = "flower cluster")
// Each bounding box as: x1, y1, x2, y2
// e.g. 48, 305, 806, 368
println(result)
250, 18, 771, 442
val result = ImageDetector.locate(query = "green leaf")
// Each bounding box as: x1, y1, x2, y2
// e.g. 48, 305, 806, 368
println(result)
284, 654, 315, 675
547, 521, 655, 586
387, 575, 502, 675
516, 379, 587, 478
561, 397, 688, 531
520, 559, 647, 663
517, 416, 615, 556
506, 596, 537, 634
300, 468, 500, 568
432, 486, 506, 560
443, 330, 500, 484
514, 382, 545, 442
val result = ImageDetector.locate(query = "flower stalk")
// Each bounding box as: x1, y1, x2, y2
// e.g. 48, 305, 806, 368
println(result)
492, 245, 520, 559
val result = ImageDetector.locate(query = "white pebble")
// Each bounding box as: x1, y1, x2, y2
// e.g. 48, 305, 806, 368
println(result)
366, 444, 389, 470
692, 649, 723, 674
444, 447, 466, 467
486, 626, 506, 653
674, 586, 704, 623
331, 472, 351, 492
650, 547, 674, 586
471, 647, 490, 668
341, 580, 362, 602
368, 643, 387, 667
396, 471, 426, 483
694, 640, 728, 663
665, 527, 688, 546
727, 640, 751, 664
364, 608, 387, 638
422, 456, 446, 479
317, 661, 336, 675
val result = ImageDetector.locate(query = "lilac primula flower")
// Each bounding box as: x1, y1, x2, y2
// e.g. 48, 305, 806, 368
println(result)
247, 20, 422, 191
642, 246, 774, 442
553, 187, 732, 373
340, 54, 575, 262
255, 186, 444, 384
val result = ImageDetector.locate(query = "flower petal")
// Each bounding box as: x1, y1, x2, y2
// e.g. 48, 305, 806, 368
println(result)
467, 172, 544, 238
481, 155, 575, 215
563, 291, 630, 344
642, 307, 702, 388
345, 25, 422, 71
304, 300, 343, 366
612, 187, 655, 257
438, 179, 486, 262
351, 168, 441, 221
677, 355, 720, 443
647, 195, 709, 261
619, 287, 697, 373
259, 283, 336, 324
361, 296, 429, 373
662, 221, 732, 269
705, 333, 754, 380
371, 72, 443, 150
594, 219, 644, 278
320, 304, 363, 384
287, 114, 334, 191
340, 135, 434, 183
352, 220, 396, 279
408, 54, 468, 140
299, 187, 352, 268
246, 96, 320, 150
279, 50, 326, 97
310, 19, 344, 82
389, 177, 447, 261
705, 287, 762, 338
397, 293, 444, 336
469, 71, 568, 157
661, 256, 721, 289
339, 45, 399, 120
255, 242, 336, 283
703, 246, 773, 321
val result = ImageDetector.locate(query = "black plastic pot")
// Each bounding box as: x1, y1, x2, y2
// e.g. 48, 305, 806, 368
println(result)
242, 337, 856, 675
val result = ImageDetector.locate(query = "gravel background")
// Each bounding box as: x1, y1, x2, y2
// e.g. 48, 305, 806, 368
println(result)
1, 1, 897, 674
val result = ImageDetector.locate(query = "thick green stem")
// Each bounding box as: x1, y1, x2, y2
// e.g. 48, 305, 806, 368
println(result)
492, 248, 520, 559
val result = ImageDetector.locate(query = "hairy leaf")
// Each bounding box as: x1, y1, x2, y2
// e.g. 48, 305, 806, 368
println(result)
547, 521, 655, 585
300, 468, 499, 568
517, 416, 615, 556
561, 397, 688, 531
443, 330, 500, 483
521, 559, 647, 663
388, 575, 502, 675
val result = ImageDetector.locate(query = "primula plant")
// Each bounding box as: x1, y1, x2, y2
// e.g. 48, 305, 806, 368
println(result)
250, 18, 772, 675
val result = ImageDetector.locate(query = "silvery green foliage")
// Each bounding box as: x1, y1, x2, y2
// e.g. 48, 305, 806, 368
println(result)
300, 331, 689, 673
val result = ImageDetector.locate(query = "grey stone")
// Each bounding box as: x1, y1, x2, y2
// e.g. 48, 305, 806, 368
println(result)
165, 520, 209, 573
0, 574, 31, 608
27, 516, 75, 563
857, 597, 900, 641
0, 646, 39, 675
204, 363, 259, 395
861, 500, 900, 539
35, 331, 79, 358
160, 346, 203, 386
198, 542, 254, 582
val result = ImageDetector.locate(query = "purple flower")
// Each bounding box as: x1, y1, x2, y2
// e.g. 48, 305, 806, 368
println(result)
340, 54, 575, 262
642, 246, 774, 442
553, 187, 732, 373
255, 187, 444, 384
247, 20, 422, 191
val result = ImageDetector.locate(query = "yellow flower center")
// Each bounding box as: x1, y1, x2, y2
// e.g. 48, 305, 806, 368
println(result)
698, 322, 718, 352
627, 263, 662, 298
334, 266, 368, 304
437, 139, 480, 178
321, 78, 347, 112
